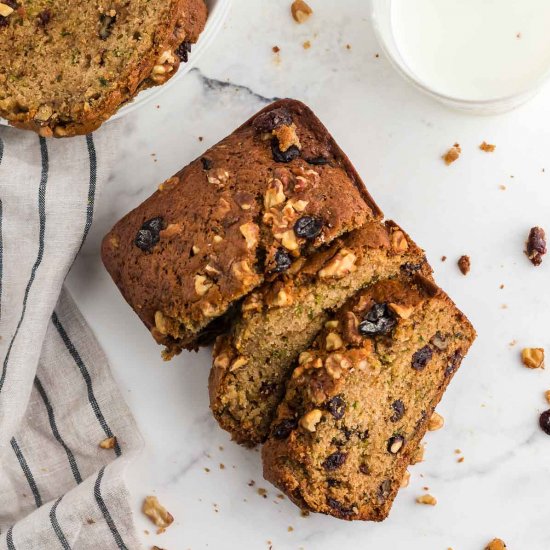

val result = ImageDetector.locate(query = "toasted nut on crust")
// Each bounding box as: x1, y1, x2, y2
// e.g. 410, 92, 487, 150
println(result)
428, 412, 445, 431
0, 3, 14, 16
229, 356, 248, 372
299, 409, 323, 432
390, 230, 408, 252
318, 249, 357, 279
521, 347, 545, 369
325, 332, 343, 351
194, 275, 212, 296
389, 302, 415, 319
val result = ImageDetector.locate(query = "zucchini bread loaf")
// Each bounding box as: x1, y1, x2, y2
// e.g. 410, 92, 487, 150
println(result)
209, 221, 433, 446
0, 0, 207, 136
262, 276, 475, 521
102, 99, 381, 357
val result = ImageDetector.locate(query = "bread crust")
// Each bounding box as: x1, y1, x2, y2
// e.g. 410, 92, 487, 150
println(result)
1, 0, 207, 137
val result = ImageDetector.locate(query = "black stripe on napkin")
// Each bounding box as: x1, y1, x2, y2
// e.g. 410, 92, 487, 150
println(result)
10, 437, 42, 508
6, 526, 15, 550
51, 312, 122, 457
0, 138, 3, 321
79, 134, 97, 250
49, 497, 72, 550
94, 466, 128, 550
35, 377, 83, 484
0, 136, 48, 394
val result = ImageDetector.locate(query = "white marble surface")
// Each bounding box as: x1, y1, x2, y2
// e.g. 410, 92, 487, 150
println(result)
67, 2, 550, 548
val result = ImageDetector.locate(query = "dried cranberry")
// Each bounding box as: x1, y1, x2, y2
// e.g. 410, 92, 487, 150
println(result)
271, 138, 300, 163
526, 226, 546, 266
175, 41, 192, 62
400, 261, 423, 275
358, 303, 397, 337
359, 463, 370, 475
326, 498, 355, 517
273, 249, 292, 272
134, 217, 164, 252
411, 345, 433, 371
387, 435, 404, 454
540, 410, 550, 435
322, 452, 347, 471
305, 156, 330, 165
98, 13, 116, 40
326, 395, 346, 420
390, 400, 405, 422
253, 107, 293, 133
259, 381, 277, 396
0, 17, 7, 28
327, 478, 340, 487
358, 429, 369, 441
201, 157, 213, 170
36, 9, 51, 27
4, 0, 18, 7
272, 418, 297, 439
445, 350, 463, 377
377, 480, 392, 502
294, 216, 323, 239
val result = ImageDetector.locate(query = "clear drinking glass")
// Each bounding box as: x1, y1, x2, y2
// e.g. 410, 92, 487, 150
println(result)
370, 0, 550, 114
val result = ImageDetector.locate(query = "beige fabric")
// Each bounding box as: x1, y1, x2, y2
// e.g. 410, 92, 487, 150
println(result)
0, 127, 143, 549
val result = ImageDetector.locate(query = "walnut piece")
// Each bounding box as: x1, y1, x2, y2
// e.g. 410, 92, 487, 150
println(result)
390, 230, 409, 252
485, 539, 507, 550
442, 143, 461, 165
194, 275, 212, 296
299, 409, 323, 432
545, 390, 550, 404
0, 3, 14, 17
272, 124, 301, 152
229, 356, 248, 372
291, 0, 312, 23
264, 179, 286, 209
239, 222, 260, 250
521, 347, 545, 369
428, 412, 445, 431
99, 436, 117, 450
416, 494, 437, 506
325, 332, 344, 351
479, 141, 496, 152
232, 260, 258, 287
318, 249, 357, 279
142, 496, 174, 531
213, 353, 230, 369
389, 302, 415, 319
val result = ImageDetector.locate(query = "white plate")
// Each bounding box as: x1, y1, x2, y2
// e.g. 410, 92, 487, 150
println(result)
0, 0, 231, 127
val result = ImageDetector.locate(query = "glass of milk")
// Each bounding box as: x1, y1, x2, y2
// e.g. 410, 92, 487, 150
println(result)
370, 0, 550, 113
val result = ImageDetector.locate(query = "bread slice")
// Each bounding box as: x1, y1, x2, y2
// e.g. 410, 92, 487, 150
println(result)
102, 99, 382, 357
209, 221, 432, 446
262, 275, 475, 521
0, 0, 207, 137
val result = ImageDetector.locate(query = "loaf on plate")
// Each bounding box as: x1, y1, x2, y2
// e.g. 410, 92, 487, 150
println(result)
209, 221, 433, 446
102, 99, 381, 357
0, 0, 207, 136
262, 275, 475, 521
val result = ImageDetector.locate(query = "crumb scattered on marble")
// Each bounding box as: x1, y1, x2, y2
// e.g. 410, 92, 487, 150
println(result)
458, 255, 470, 275
219, 463, 225, 470
345, 43, 351, 50
288, 526, 294, 532
142, 496, 174, 532
301, 510, 310, 517
499, 284, 504, 289
545, 390, 550, 404
401, 470, 410, 488
441, 255, 447, 262
277, 493, 285, 500
291, 0, 313, 23
248, 480, 255, 487
485, 538, 507, 550
375, 53, 379, 58
303, 40, 311, 49
219, 445, 224, 451
479, 141, 496, 152
198, 136, 203, 142
509, 339, 517, 347
457, 456, 465, 463
526, 226, 547, 266
204, 467, 210, 473
86, 518, 95, 525
501, 304, 508, 309
258, 488, 268, 498
272, 45, 280, 53
442, 143, 461, 165
428, 411, 445, 431
416, 494, 437, 506
499, 184, 506, 190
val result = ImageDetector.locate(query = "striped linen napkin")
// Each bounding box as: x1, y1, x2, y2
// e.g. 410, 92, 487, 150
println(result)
0, 126, 143, 550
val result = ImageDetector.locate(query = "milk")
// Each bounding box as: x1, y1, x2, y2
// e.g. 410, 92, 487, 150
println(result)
391, 0, 550, 101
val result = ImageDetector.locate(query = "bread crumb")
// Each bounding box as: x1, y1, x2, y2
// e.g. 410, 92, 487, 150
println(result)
441, 255, 447, 262
258, 488, 268, 498
248, 479, 255, 487
303, 40, 311, 49
291, 0, 313, 23
346, 44, 352, 50
521, 347, 545, 369
142, 496, 174, 531
499, 284, 504, 289
428, 412, 445, 431
442, 143, 461, 165
457, 456, 465, 463
479, 141, 496, 152
99, 436, 117, 449
458, 255, 470, 275
416, 494, 437, 506
272, 45, 280, 53
375, 53, 379, 58
454, 448, 462, 454
287, 526, 294, 532
219, 463, 225, 470
485, 539, 507, 550
509, 339, 517, 347
499, 184, 506, 190
545, 390, 550, 404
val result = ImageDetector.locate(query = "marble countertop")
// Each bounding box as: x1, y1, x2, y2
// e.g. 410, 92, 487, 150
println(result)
66, 1, 550, 548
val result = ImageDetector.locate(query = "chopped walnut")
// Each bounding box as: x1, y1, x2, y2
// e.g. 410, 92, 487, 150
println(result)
416, 494, 437, 506
388, 302, 415, 319
213, 353, 230, 369
526, 226, 546, 266
154, 311, 170, 335
239, 222, 260, 250
479, 141, 496, 152
272, 124, 301, 152
324, 354, 351, 379
242, 292, 262, 313
264, 179, 286, 209
442, 143, 461, 165
160, 223, 181, 238
158, 176, 179, 191
267, 285, 293, 308
287, 198, 309, 212
275, 229, 300, 251
291, 0, 312, 23
324, 320, 339, 329
213, 235, 223, 243
318, 249, 357, 279
207, 168, 230, 186
390, 230, 409, 252
400, 470, 410, 488
428, 412, 445, 431
485, 539, 507, 550
299, 409, 323, 432
521, 347, 545, 369
99, 436, 117, 450
142, 496, 174, 531
298, 351, 314, 365
229, 356, 248, 372
232, 260, 259, 287
194, 275, 213, 296
458, 255, 471, 275
325, 332, 344, 351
